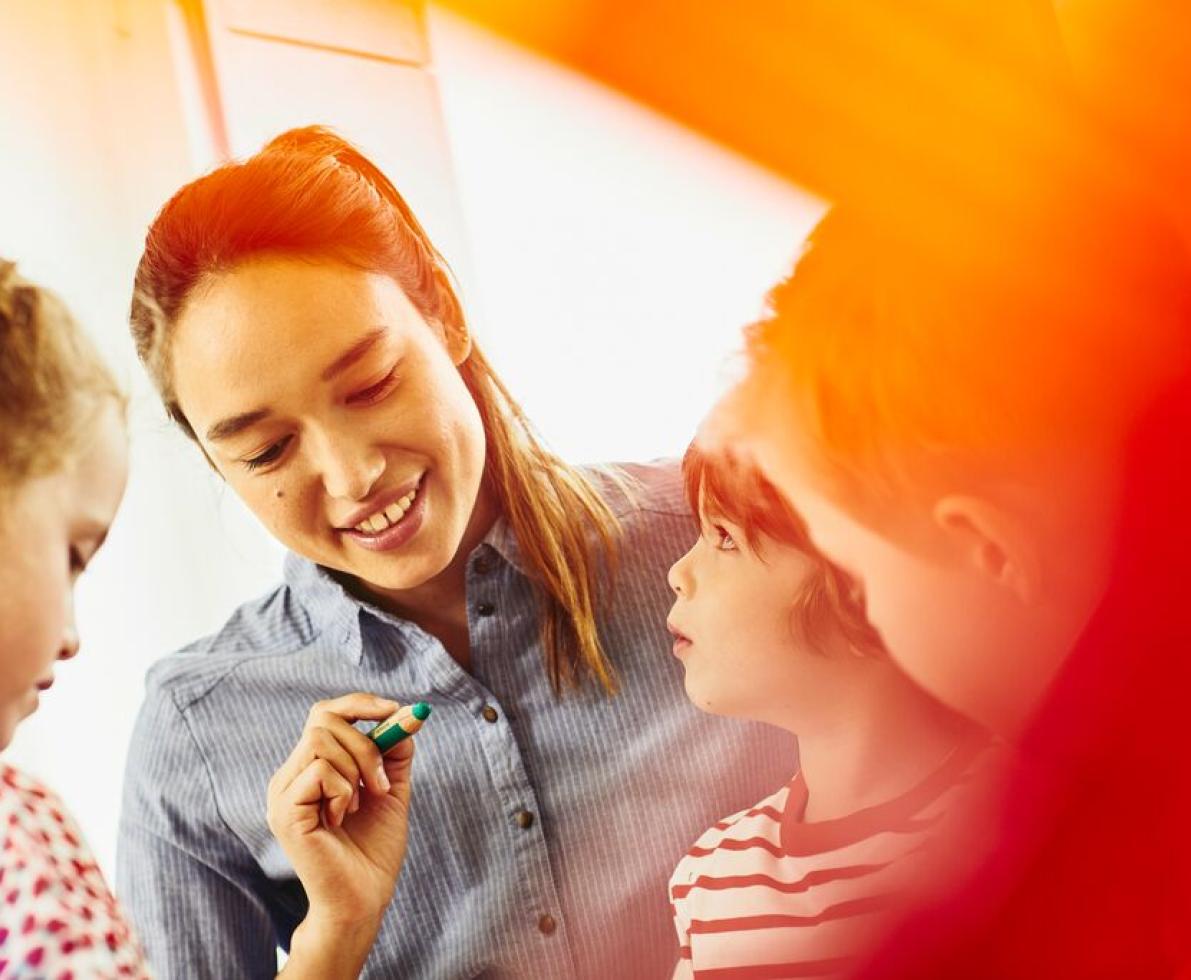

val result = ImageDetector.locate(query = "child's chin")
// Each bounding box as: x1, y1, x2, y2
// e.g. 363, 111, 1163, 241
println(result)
0, 709, 19, 752
684, 677, 736, 719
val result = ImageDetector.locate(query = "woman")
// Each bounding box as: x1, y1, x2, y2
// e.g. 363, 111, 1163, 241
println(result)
119, 127, 787, 978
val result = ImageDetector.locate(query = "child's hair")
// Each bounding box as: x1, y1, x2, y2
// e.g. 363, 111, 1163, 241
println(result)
0, 260, 124, 495
745, 204, 1191, 522
129, 126, 624, 695
682, 443, 885, 658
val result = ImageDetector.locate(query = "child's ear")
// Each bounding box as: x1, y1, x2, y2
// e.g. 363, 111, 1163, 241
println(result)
932, 495, 1040, 604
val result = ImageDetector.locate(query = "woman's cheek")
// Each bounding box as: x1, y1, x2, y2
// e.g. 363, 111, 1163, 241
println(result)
262, 479, 308, 535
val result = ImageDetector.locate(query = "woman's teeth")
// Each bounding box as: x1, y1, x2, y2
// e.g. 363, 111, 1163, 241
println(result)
354, 487, 418, 534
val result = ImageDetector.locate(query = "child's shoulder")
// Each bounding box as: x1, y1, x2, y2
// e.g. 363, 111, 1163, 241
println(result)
679, 775, 796, 867
0, 763, 69, 828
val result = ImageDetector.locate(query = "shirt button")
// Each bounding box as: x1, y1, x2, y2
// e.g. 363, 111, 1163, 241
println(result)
515, 810, 535, 830
538, 913, 557, 935
477, 602, 496, 617
473, 554, 495, 575
480, 705, 499, 723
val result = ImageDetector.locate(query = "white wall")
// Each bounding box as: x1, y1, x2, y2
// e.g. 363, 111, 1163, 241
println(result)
1, 0, 821, 879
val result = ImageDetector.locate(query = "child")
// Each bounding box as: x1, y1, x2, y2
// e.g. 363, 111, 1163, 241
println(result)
0, 259, 422, 979
0, 259, 144, 975
666, 442, 994, 979
699, 202, 1191, 975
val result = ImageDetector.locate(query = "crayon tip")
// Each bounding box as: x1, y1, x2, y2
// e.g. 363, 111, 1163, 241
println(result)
412, 701, 431, 721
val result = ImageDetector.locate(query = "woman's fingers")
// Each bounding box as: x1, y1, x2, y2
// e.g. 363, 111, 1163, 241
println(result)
380, 738, 415, 800
271, 694, 400, 797
270, 758, 355, 835
311, 692, 400, 724
311, 712, 394, 797
304, 725, 362, 791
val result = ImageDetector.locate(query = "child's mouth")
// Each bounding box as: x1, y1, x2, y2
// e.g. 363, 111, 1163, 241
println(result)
666, 621, 693, 658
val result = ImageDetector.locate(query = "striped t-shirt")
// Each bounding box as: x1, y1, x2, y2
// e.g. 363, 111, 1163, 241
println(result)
669, 736, 993, 979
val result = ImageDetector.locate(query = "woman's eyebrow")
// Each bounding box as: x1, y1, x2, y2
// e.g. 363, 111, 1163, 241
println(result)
205, 327, 390, 443
320, 326, 387, 382
207, 408, 271, 443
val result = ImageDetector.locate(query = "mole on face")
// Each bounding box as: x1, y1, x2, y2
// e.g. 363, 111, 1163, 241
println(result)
275, 489, 285, 500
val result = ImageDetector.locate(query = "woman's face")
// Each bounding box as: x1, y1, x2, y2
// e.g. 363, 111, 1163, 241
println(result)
171, 257, 488, 594
0, 403, 128, 749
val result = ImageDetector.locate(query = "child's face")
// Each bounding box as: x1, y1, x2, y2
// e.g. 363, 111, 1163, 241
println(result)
0, 404, 127, 749
701, 383, 1115, 736
666, 499, 848, 728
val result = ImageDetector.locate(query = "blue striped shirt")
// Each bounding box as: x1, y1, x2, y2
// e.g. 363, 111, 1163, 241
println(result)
117, 461, 793, 978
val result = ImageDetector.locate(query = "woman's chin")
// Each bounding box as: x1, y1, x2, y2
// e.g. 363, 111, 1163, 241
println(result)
348, 547, 456, 596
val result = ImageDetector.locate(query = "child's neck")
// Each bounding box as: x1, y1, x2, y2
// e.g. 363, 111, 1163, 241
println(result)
788, 663, 973, 824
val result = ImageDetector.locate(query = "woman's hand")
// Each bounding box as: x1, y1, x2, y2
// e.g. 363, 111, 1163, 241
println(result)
268, 693, 416, 976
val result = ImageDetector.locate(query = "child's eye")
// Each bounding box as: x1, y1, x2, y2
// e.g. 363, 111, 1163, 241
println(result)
713, 525, 738, 551
347, 368, 398, 406
242, 436, 292, 472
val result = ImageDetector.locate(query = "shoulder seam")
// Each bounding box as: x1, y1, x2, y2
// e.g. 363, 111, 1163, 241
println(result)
161, 620, 332, 714
158, 690, 267, 869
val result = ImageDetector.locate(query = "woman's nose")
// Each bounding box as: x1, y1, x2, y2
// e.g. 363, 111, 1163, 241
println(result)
316, 434, 385, 502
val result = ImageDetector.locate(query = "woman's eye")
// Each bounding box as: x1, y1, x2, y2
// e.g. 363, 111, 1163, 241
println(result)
243, 436, 291, 472
713, 525, 738, 551
347, 369, 398, 406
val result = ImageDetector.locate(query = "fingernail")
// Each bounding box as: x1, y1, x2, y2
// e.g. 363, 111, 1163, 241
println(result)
377, 766, 391, 791
350, 792, 359, 814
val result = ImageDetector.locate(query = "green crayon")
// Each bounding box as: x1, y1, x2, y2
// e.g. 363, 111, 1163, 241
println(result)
368, 701, 431, 753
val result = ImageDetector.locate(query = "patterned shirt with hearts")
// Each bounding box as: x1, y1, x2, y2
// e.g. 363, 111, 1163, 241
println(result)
0, 763, 149, 979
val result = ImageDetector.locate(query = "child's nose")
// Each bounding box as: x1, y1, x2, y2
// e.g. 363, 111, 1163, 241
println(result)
58, 623, 80, 662
58, 592, 80, 661
668, 549, 695, 596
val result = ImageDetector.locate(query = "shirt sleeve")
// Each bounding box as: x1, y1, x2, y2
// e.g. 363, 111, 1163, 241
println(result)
0, 880, 151, 979
0, 767, 151, 979
117, 684, 280, 980
669, 857, 695, 963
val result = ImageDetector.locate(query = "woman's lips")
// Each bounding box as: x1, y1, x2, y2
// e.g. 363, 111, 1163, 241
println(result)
341, 474, 429, 553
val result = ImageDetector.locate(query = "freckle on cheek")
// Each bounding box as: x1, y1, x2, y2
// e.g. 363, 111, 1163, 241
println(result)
275, 489, 285, 499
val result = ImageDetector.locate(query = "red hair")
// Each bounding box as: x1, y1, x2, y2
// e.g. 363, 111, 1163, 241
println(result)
130, 127, 625, 694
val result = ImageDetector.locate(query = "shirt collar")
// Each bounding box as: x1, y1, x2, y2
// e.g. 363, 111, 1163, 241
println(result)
283, 516, 525, 667
284, 553, 368, 665
481, 515, 526, 577
779, 731, 994, 856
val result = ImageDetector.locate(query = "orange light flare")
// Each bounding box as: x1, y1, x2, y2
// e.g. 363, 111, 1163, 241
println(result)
436, 0, 1188, 307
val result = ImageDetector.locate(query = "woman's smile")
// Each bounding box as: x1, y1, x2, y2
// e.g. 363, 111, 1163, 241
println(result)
339, 472, 429, 553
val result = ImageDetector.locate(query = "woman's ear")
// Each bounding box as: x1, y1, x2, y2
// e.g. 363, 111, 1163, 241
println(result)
438, 317, 472, 366
932, 494, 1041, 604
